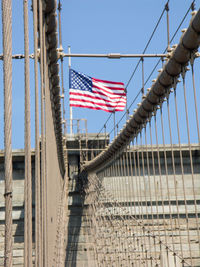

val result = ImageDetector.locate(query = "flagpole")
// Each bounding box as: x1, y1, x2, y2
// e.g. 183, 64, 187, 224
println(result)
68, 46, 73, 135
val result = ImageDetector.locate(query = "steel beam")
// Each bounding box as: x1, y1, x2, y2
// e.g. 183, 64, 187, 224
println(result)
61, 53, 167, 58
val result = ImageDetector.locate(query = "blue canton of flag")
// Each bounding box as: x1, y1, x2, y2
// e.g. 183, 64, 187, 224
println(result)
70, 69, 92, 92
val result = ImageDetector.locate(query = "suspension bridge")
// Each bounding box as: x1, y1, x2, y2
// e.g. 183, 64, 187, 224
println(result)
0, 0, 200, 266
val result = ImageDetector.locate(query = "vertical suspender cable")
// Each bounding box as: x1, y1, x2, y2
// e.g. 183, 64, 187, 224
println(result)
190, 59, 200, 144
68, 46, 73, 135
43, 24, 48, 266
1, 0, 13, 266
23, 0, 32, 266
165, 3, 170, 50
32, 0, 41, 266
38, 0, 45, 265
141, 57, 144, 97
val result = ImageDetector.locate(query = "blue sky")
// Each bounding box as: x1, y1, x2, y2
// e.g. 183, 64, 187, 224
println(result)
0, 0, 199, 149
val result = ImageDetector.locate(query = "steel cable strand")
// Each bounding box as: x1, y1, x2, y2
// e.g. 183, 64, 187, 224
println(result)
83, 175, 104, 266
57, 169, 69, 266
85, 173, 122, 265
137, 1, 195, 98
60, 146, 69, 266
86, 176, 101, 264
90, 180, 109, 266
24, 0, 33, 266
127, 149, 143, 265
87, 2, 168, 152
58, 0, 66, 135
87, 149, 193, 266
173, 89, 194, 266
38, 0, 45, 264
108, 1, 196, 143
83, 184, 98, 266
107, 162, 127, 265
148, 122, 163, 266
108, 160, 121, 265
2, 0, 13, 266
160, 105, 176, 266
103, 172, 155, 266
125, 2, 168, 91
90, 174, 105, 263
32, 0, 41, 265
88, 170, 161, 266
53, 187, 63, 265
102, 165, 148, 265
190, 57, 200, 144
53, 178, 67, 266
139, 136, 154, 265
153, 114, 170, 265
122, 151, 139, 265
189, 58, 200, 254
182, 68, 200, 261
84, 9, 200, 173
43, 29, 49, 266
143, 127, 158, 265
139, 135, 153, 265
135, 137, 149, 265
166, 94, 184, 262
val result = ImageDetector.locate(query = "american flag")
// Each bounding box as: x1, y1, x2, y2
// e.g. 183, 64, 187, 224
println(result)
69, 69, 126, 113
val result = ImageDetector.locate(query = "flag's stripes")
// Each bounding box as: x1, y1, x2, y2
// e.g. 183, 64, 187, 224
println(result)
93, 77, 124, 86
70, 89, 126, 103
70, 90, 126, 106
70, 98, 126, 109
92, 89, 126, 100
69, 69, 126, 112
93, 79, 124, 90
92, 85, 126, 99
93, 81, 125, 94
70, 102, 125, 112
92, 91, 126, 102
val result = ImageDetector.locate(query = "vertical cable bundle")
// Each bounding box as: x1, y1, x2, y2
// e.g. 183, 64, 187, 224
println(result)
23, 0, 32, 266
2, 0, 13, 266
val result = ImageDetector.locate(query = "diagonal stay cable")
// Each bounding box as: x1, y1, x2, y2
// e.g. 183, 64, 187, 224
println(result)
125, 1, 168, 89
87, 1, 169, 149
143, 0, 195, 88
109, 0, 195, 138
84, 8, 200, 172
86, 0, 194, 153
